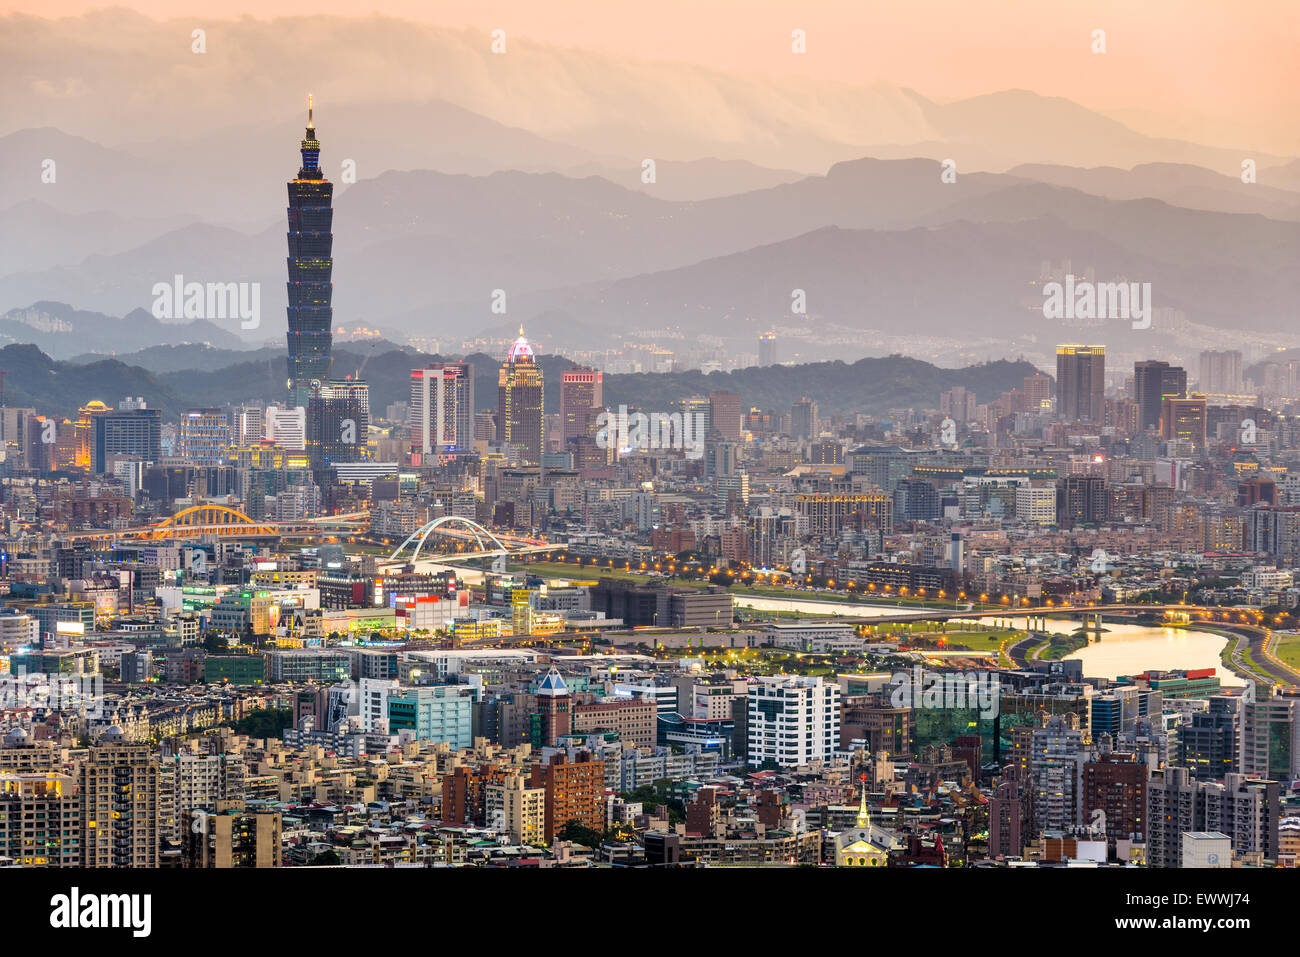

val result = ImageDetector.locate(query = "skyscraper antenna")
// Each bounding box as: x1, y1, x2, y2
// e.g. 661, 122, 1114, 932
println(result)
307, 93, 314, 129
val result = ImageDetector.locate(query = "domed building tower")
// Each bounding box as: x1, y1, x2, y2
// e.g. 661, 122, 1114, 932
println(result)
497, 326, 544, 464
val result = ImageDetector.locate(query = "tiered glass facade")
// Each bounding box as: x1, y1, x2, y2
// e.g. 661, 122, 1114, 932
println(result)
286, 99, 334, 408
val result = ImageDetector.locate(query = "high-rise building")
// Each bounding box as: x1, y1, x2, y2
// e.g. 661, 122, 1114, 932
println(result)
1030, 715, 1087, 834
0, 772, 80, 866
989, 778, 1029, 858
560, 366, 602, 444
1179, 695, 1241, 780
1023, 373, 1052, 412
264, 405, 306, 451
759, 331, 777, 367
307, 379, 369, 466
1240, 692, 1299, 781
1147, 766, 1282, 867
747, 675, 841, 767
1056, 344, 1106, 423
791, 397, 818, 439
484, 773, 546, 845
1056, 474, 1107, 527
1082, 750, 1149, 843
178, 409, 230, 466
709, 390, 742, 442
497, 328, 544, 463
409, 366, 464, 458
73, 400, 112, 470
528, 750, 605, 843
1133, 360, 1187, 432
93, 400, 161, 473
80, 745, 161, 868
535, 667, 571, 748
1160, 394, 1207, 449
285, 95, 334, 408
1199, 349, 1244, 395
184, 805, 281, 868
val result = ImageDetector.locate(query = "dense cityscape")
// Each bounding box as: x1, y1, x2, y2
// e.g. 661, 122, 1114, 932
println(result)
0, 7, 1295, 940
0, 100, 1296, 880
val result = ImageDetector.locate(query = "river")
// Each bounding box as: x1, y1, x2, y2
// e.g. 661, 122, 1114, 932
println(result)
734, 595, 1244, 686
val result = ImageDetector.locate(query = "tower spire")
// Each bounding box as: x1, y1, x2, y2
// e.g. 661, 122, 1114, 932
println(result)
307, 93, 314, 129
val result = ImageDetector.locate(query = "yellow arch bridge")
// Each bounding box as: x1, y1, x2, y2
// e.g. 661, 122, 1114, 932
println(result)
70, 507, 371, 542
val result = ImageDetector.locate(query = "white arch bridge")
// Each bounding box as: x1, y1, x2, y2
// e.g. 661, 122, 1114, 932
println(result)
377, 516, 563, 575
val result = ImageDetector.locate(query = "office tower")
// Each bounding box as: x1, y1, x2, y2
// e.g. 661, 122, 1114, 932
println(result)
232, 405, 266, 445
894, 478, 940, 522
560, 366, 602, 444
791, 397, 818, 439
847, 445, 913, 494
709, 390, 742, 441
1179, 695, 1241, 780
285, 95, 334, 408
939, 387, 977, 423
80, 745, 161, 867
73, 400, 112, 470
808, 441, 843, 465
178, 408, 231, 465
1200, 349, 1244, 395
497, 328, 544, 463
678, 395, 712, 438
388, 686, 474, 748
0, 407, 35, 469
535, 667, 571, 747
264, 405, 306, 451
759, 331, 777, 367
306, 379, 369, 466
452, 360, 474, 451
1016, 483, 1057, 525
93, 400, 162, 473
409, 366, 463, 457
1055, 344, 1106, 423
1160, 394, 1207, 449
747, 675, 841, 767
1056, 474, 1107, 527
1023, 373, 1052, 412
1240, 692, 1299, 781
1133, 360, 1187, 432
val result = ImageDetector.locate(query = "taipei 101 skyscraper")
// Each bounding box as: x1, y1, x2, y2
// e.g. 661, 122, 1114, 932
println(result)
285, 94, 334, 408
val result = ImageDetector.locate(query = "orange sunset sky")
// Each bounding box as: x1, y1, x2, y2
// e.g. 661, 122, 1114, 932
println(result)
2, 0, 1296, 153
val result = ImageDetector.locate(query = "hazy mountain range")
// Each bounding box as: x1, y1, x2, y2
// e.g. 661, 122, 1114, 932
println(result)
0, 341, 1040, 422
1, 10, 1298, 368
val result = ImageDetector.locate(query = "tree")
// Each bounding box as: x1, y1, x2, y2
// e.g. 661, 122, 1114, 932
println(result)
558, 819, 604, 848
228, 707, 292, 738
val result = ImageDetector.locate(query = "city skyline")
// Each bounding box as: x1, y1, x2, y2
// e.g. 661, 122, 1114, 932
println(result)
0, 3, 1295, 924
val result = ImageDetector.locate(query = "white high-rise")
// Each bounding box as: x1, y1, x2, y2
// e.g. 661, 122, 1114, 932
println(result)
747, 675, 841, 768
409, 366, 463, 457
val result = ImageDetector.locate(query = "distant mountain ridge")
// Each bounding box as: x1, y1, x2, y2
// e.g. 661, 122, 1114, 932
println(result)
0, 342, 1041, 422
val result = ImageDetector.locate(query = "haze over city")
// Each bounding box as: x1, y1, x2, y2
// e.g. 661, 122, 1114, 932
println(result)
0, 0, 1294, 924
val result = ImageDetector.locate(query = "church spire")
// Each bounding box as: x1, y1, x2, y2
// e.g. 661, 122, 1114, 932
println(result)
856, 773, 871, 829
